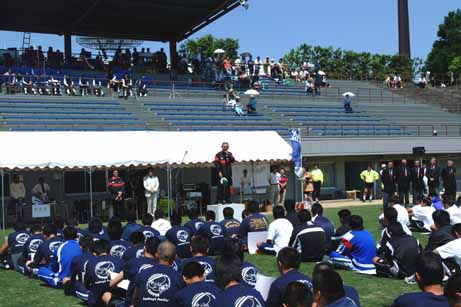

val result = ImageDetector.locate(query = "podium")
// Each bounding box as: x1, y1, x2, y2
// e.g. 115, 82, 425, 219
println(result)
207, 203, 245, 222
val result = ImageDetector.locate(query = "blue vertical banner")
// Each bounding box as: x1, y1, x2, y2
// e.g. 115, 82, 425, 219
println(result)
290, 128, 304, 177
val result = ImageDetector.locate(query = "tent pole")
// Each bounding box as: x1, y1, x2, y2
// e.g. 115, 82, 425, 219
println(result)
167, 164, 171, 218
1, 169, 5, 231
88, 167, 93, 218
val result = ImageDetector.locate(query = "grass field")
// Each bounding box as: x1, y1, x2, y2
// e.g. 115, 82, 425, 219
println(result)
0, 204, 428, 307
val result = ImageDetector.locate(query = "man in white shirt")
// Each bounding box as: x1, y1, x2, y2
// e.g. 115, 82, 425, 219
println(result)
143, 168, 159, 215
442, 195, 461, 225
10, 175, 26, 204
435, 224, 461, 270
151, 208, 171, 236
408, 197, 435, 232
31, 177, 50, 203
379, 195, 411, 235
267, 166, 281, 206
257, 206, 293, 255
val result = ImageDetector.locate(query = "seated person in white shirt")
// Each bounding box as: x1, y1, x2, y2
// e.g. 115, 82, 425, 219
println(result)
151, 208, 171, 236
408, 197, 435, 233
257, 206, 293, 255
435, 223, 461, 275
442, 195, 461, 225
379, 195, 411, 235
31, 177, 51, 203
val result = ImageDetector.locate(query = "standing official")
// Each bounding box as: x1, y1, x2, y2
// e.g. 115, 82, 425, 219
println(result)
360, 165, 379, 202
381, 162, 396, 209
311, 164, 324, 202
214, 142, 235, 204
107, 170, 126, 219
411, 161, 425, 203
268, 166, 281, 206
396, 159, 411, 206
278, 168, 289, 206
427, 157, 441, 196
143, 168, 159, 215
441, 160, 457, 200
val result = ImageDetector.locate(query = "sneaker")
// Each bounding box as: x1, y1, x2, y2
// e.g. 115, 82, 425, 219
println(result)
404, 274, 417, 285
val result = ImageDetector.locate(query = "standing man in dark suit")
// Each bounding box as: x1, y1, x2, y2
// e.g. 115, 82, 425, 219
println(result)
441, 160, 457, 200
411, 160, 425, 203
396, 159, 411, 206
381, 161, 396, 210
427, 157, 441, 196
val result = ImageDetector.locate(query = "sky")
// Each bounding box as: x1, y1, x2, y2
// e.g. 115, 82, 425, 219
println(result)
0, 0, 459, 61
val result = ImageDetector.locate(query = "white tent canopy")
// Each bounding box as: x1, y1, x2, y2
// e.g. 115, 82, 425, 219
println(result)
0, 131, 291, 170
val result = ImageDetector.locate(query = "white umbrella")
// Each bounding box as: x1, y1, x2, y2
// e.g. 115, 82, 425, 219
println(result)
303, 62, 315, 68
213, 49, 225, 54
317, 70, 326, 75
244, 89, 259, 96
342, 92, 356, 97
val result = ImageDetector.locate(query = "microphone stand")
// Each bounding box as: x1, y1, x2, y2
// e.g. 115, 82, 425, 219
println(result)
174, 151, 188, 215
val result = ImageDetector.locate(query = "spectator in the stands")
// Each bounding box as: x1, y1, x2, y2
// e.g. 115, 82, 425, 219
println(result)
342, 94, 353, 113
63, 75, 77, 96
79, 75, 90, 96
121, 73, 132, 99
246, 94, 257, 113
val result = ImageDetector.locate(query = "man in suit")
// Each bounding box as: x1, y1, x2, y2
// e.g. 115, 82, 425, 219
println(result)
441, 160, 457, 200
396, 159, 411, 206
411, 160, 425, 203
427, 157, 441, 196
381, 161, 396, 210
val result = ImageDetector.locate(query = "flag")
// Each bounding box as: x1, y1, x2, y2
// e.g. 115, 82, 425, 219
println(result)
290, 128, 304, 177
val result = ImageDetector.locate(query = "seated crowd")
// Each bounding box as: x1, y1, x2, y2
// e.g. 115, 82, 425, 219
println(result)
1, 197, 461, 307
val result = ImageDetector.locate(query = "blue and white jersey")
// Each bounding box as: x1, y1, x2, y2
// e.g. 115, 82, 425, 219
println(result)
266, 269, 312, 307
181, 256, 216, 283
85, 255, 123, 305
165, 226, 192, 259
139, 225, 160, 240
184, 218, 205, 236
211, 283, 265, 307
172, 281, 221, 307
7, 230, 30, 254
55, 240, 82, 280
110, 239, 132, 259
22, 233, 44, 261
122, 244, 145, 263
135, 264, 184, 307
241, 262, 258, 288
33, 236, 65, 267
336, 230, 376, 271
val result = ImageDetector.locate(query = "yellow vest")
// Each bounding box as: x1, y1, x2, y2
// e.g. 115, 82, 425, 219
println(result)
360, 169, 379, 183
311, 169, 324, 184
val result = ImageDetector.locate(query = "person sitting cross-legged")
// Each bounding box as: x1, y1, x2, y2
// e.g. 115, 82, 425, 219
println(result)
65, 236, 94, 301
197, 211, 226, 255
257, 205, 293, 256
0, 221, 30, 270
391, 252, 449, 307
434, 223, 461, 276
312, 269, 357, 307
180, 236, 216, 283
165, 213, 192, 259
107, 218, 131, 260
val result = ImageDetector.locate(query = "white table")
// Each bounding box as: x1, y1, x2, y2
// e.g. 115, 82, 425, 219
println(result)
207, 203, 245, 222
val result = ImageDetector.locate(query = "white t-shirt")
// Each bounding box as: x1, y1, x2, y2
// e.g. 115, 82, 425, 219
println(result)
445, 205, 461, 225
151, 218, 172, 236
393, 204, 410, 226
267, 218, 293, 253
412, 205, 435, 231
436, 238, 461, 267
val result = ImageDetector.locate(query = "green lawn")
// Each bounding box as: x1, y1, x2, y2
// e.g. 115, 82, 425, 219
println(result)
0, 204, 427, 307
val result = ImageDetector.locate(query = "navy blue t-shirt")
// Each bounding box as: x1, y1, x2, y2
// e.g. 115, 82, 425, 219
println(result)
196, 222, 226, 254
139, 225, 160, 239
211, 283, 265, 307
241, 262, 259, 288
344, 285, 361, 307
172, 281, 222, 307
391, 292, 449, 307
85, 254, 123, 305
165, 226, 192, 259
22, 233, 44, 261
86, 227, 110, 241
327, 296, 358, 307
7, 230, 30, 254
70, 251, 94, 299
184, 218, 205, 236
110, 239, 132, 259
181, 256, 216, 283
124, 256, 158, 283
135, 264, 185, 307
266, 269, 312, 307
220, 219, 241, 237
122, 243, 145, 263
239, 213, 269, 239
122, 222, 142, 242
33, 236, 65, 266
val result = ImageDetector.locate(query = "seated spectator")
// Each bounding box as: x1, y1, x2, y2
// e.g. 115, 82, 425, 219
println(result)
132, 241, 184, 307
151, 208, 172, 236
239, 201, 269, 245
79, 75, 90, 96
0, 221, 30, 270
139, 214, 160, 239
184, 208, 205, 236
312, 269, 356, 307
329, 215, 376, 274
172, 261, 222, 307
92, 76, 104, 97
66, 236, 94, 300
443, 196, 461, 225
266, 247, 312, 307
426, 210, 455, 251
220, 207, 241, 238
26, 223, 64, 273
430, 194, 444, 211
246, 95, 257, 113
391, 252, 448, 307
85, 239, 123, 307
335, 209, 352, 237
121, 73, 132, 99
284, 199, 301, 229
38, 227, 82, 287
212, 255, 265, 307
342, 94, 353, 113
257, 206, 293, 255
289, 209, 326, 262
233, 99, 245, 116
65, 217, 89, 239
87, 217, 109, 241
378, 207, 407, 250
374, 222, 421, 280
136, 76, 148, 97
408, 197, 435, 233
181, 236, 216, 283
282, 282, 313, 307
122, 231, 145, 263
435, 223, 461, 275
379, 195, 412, 235
311, 202, 335, 243
108, 218, 131, 260
197, 211, 226, 255
22, 72, 36, 95
48, 75, 60, 96
222, 239, 259, 288
444, 273, 461, 307
17, 224, 43, 275
63, 75, 77, 96
122, 211, 142, 241
165, 213, 192, 259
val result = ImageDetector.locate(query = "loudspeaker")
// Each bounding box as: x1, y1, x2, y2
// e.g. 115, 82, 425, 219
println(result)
412, 146, 425, 156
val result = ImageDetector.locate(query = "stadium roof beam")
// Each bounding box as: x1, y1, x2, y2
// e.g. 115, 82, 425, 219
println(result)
0, 0, 241, 43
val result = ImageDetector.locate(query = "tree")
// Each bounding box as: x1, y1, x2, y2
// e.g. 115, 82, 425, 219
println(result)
449, 56, 461, 75
425, 9, 461, 73
179, 35, 239, 60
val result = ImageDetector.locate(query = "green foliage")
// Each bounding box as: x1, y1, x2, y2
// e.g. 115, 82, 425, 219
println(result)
179, 34, 239, 60
426, 9, 461, 73
448, 56, 461, 75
